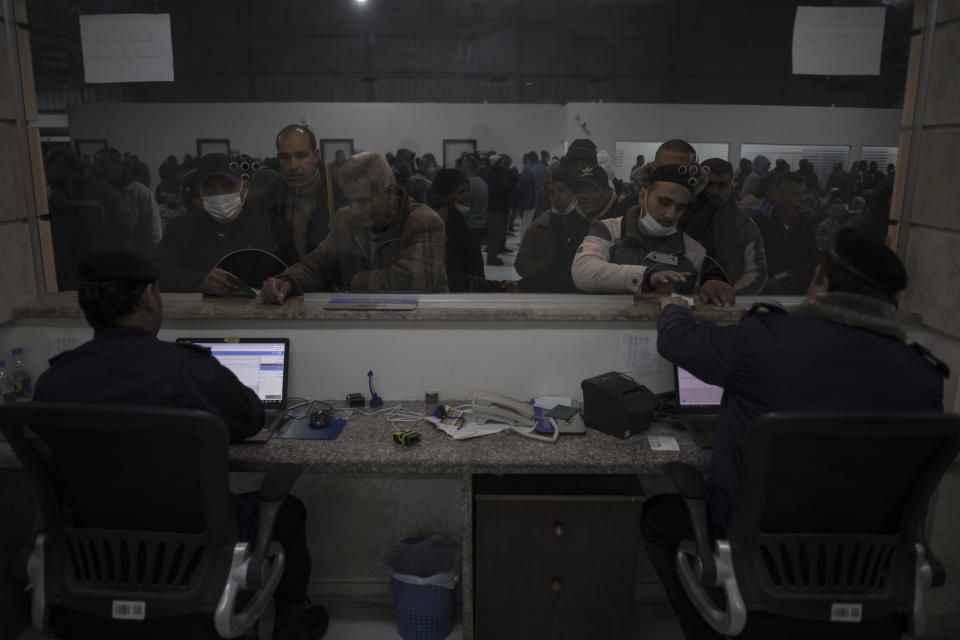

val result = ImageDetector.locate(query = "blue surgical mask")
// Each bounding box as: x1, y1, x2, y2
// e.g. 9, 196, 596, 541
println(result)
639, 197, 677, 237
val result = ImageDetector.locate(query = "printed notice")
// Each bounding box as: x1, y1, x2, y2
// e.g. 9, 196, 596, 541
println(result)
80, 14, 174, 83
792, 7, 885, 76
620, 332, 661, 374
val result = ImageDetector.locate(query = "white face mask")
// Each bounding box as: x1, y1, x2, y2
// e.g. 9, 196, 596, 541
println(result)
203, 192, 244, 223
454, 202, 471, 214
639, 196, 677, 237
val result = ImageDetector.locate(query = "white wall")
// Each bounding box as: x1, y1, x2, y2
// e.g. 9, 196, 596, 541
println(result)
562, 102, 902, 174
67, 101, 902, 188
68, 102, 565, 186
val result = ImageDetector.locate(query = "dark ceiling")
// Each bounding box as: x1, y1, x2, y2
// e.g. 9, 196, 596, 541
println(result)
26, 0, 915, 110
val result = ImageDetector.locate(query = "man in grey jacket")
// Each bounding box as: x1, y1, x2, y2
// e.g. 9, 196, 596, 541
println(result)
261, 152, 448, 300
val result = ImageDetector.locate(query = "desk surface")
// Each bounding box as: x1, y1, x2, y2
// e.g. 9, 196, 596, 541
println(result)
0, 403, 710, 475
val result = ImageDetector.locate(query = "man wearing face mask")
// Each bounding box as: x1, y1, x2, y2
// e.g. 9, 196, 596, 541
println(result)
571, 163, 730, 302
151, 154, 297, 294
514, 168, 586, 292
260, 152, 447, 300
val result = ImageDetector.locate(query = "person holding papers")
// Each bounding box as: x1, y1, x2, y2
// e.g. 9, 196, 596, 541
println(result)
261, 151, 448, 302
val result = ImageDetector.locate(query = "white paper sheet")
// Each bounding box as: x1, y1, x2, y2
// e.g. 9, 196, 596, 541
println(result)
80, 14, 174, 83
792, 7, 885, 76
620, 332, 662, 374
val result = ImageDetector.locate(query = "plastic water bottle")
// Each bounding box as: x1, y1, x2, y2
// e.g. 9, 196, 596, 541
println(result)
10, 348, 32, 402
0, 360, 17, 406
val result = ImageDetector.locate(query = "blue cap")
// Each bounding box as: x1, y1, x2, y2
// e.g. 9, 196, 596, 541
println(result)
11, 348, 22, 356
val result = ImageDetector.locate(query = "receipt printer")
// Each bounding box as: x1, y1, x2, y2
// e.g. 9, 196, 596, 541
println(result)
581, 372, 657, 439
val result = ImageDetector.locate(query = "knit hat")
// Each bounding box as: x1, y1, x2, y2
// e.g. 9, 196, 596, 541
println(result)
565, 139, 598, 164
430, 169, 468, 197
831, 228, 907, 296
701, 158, 733, 177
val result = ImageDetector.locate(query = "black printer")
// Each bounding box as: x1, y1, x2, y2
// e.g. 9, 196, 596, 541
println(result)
581, 371, 658, 439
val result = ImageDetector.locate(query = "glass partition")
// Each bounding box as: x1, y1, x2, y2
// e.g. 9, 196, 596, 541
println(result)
25, 0, 912, 299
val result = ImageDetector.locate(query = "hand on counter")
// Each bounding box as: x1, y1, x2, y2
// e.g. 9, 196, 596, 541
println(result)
261, 277, 292, 304
698, 279, 735, 307
659, 295, 690, 311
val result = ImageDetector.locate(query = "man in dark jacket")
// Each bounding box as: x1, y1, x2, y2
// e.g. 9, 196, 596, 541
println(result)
747, 172, 816, 294
151, 153, 297, 294
261, 152, 447, 300
261, 124, 345, 262
641, 229, 947, 640
429, 169, 515, 292
678, 158, 768, 294
33, 250, 329, 639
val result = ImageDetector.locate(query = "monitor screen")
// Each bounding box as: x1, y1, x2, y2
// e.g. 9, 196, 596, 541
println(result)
186, 341, 287, 404
676, 366, 724, 407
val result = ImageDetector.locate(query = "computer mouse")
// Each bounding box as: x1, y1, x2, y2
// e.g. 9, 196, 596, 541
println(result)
309, 410, 332, 429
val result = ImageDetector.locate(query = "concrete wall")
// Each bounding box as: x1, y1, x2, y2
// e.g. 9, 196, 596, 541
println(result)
894, 1, 960, 339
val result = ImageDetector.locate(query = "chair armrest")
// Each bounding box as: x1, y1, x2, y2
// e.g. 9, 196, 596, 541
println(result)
247, 463, 302, 589
665, 462, 716, 586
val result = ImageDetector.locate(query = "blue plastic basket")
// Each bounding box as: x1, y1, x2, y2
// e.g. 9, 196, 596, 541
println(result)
391, 577, 456, 640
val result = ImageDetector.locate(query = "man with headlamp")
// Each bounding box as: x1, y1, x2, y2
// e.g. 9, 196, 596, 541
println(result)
152, 153, 297, 294
571, 162, 734, 305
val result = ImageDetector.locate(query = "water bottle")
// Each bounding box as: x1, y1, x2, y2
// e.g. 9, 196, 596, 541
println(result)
0, 360, 17, 406
11, 348, 32, 402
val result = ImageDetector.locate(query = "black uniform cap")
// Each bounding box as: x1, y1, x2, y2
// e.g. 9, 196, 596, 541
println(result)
196, 153, 243, 185
831, 228, 907, 297
78, 250, 159, 284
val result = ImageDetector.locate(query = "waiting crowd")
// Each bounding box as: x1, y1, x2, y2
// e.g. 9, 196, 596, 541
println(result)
43, 127, 897, 303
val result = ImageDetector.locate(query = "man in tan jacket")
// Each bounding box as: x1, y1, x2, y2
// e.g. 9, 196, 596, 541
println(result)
261, 152, 448, 301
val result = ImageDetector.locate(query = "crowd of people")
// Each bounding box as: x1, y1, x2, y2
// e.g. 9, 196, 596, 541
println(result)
43, 128, 897, 302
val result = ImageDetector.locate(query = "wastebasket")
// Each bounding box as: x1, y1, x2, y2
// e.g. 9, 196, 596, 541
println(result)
380, 535, 461, 640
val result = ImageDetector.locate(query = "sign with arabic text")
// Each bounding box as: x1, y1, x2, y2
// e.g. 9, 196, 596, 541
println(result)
80, 13, 174, 83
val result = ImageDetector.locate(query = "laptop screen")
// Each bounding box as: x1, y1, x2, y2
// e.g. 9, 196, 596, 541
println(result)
176, 338, 289, 409
675, 365, 724, 408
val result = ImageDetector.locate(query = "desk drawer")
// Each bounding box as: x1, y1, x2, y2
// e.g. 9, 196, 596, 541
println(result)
476, 553, 635, 610
476, 496, 641, 556
477, 608, 632, 640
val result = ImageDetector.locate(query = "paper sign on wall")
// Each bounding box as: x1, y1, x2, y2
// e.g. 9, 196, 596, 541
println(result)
792, 7, 885, 76
79, 13, 174, 83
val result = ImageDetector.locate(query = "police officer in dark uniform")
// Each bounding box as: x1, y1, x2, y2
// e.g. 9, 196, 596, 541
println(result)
640, 229, 947, 640
33, 250, 329, 639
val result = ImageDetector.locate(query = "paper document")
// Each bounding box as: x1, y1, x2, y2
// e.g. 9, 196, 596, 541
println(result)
425, 407, 510, 440
620, 332, 662, 374
647, 435, 680, 451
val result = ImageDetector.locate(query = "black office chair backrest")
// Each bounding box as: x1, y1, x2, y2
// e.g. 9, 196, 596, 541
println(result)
0, 402, 237, 631
726, 412, 960, 622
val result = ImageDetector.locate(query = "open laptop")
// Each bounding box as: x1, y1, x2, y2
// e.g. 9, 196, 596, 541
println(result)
176, 337, 290, 443
673, 364, 724, 449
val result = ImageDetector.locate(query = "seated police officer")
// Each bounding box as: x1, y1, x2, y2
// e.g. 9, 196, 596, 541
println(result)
33, 250, 328, 640
151, 153, 297, 294
571, 163, 733, 304
642, 229, 947, 640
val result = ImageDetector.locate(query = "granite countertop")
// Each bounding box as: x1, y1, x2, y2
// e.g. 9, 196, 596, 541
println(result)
13, 291, 753, 323
0, 402, 710, 474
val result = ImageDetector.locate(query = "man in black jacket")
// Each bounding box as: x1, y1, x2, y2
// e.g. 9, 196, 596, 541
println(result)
641, 229, 947, 639
151, 153, 297, 294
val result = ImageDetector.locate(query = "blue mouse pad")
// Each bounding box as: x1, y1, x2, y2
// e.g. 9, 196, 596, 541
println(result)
274, 409, 353, 440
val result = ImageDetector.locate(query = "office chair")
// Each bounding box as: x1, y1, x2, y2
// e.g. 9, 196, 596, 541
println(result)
665, 412, 960, 639
0, 402, 300, 640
